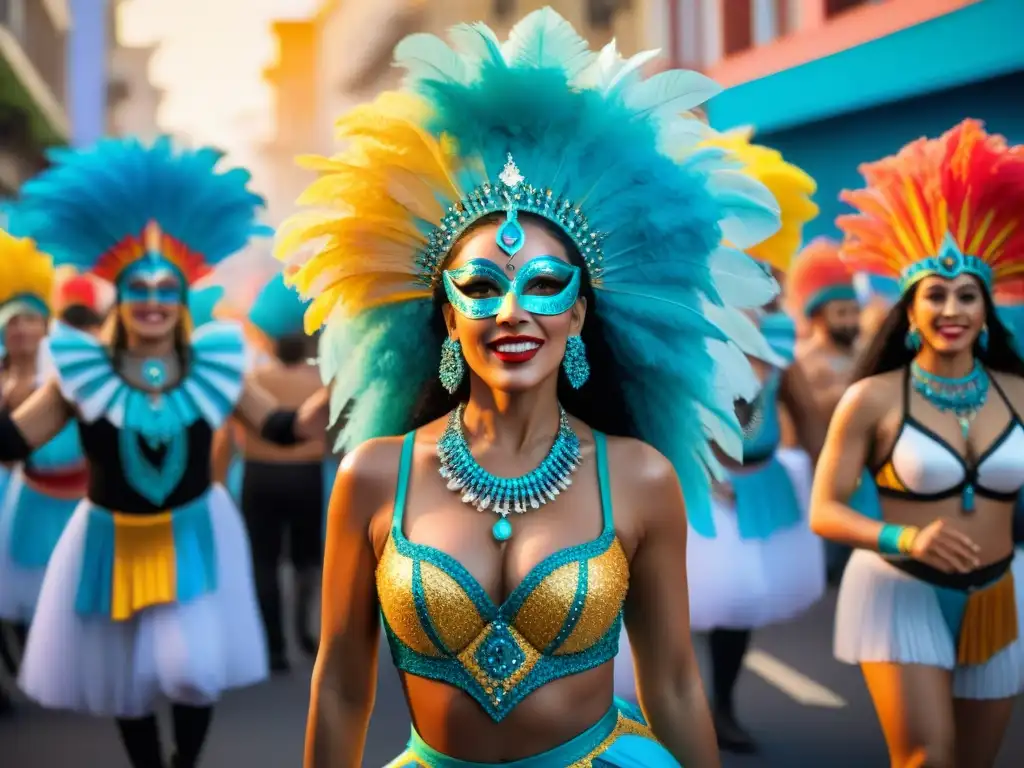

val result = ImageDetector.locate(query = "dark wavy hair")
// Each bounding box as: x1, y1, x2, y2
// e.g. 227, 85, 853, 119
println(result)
409, 212, 639, 438
852, 280, 1024, 382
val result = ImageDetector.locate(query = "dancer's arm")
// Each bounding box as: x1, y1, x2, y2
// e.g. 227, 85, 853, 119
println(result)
779, 363, 826, 461
0, 379, 73, 460
809, 379, 979, 571
306, 441, 388, 768
233, 379, 330, 445
621, 440, 720, 768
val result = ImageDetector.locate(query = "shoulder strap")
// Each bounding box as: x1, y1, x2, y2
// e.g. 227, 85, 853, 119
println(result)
392, 431, 417, 534
987, 372, 1023, 422
593, 431, 614, 534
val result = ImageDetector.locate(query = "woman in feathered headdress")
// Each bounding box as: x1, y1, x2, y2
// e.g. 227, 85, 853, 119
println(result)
0, 230, 87, 669
810, 120, 1024, 767
617, 128, 823, 754
281, 9, 783, 767
0, 137, 329, 768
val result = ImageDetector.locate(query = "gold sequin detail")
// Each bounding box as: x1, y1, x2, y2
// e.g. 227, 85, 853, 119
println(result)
514, 561, 578, 650
568, 712, 658, 767
458, 622, 541, 705
557, 540, 629, 655
376, 539, 443, 657
420, 560, 485, 652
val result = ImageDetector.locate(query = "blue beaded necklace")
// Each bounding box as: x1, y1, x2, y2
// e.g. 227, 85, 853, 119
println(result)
910, 360, 990, 512
910, 361, 990, 438
437, 404, 581, 541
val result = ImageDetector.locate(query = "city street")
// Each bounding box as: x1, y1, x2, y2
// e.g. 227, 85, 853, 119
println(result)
2, 588, 1023, 767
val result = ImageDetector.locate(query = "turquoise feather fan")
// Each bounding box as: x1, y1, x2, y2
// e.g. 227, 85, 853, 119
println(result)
284, 9, 783, 536
249, 272, 310, 340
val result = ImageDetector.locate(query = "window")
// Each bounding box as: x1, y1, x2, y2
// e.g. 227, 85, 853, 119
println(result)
723, 0, 753, 56
588, 0, 630, 29
493, 0, 515, 19
825, 0, 872, 17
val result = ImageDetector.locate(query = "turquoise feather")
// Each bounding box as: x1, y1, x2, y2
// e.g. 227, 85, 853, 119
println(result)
188, 285, 224, 328
10, 136, 269, 274
249, 272, 309, 340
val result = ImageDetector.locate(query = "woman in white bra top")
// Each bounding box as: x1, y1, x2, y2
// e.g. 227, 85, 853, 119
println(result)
810, 120, 1024, 768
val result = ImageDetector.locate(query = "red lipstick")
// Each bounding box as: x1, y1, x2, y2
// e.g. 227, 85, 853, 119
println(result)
487, 335, 544, 363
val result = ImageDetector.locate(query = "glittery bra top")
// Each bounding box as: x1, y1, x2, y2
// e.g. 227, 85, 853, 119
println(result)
376, 430, 629, 722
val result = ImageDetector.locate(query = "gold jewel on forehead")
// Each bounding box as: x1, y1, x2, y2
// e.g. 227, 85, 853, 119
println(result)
496, 154, 526, 272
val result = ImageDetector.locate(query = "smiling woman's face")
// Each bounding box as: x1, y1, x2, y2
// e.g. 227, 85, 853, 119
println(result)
441, 217, 586, 394
909, 273, 986, 355
116, 262, 184, 344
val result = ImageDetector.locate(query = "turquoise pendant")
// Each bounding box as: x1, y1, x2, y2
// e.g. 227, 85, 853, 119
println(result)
496, 212, 525, 260
492, 518, 513, 541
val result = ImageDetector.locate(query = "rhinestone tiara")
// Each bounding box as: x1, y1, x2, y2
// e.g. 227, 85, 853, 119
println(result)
417, 154, 605, 287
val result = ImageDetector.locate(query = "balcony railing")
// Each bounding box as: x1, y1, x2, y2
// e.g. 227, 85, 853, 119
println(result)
0, 0, 67, 106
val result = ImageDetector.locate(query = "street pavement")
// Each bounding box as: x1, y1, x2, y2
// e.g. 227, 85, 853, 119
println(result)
2, 587, 1022, 767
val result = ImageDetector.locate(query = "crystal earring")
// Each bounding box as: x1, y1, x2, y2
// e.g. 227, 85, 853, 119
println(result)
905, 327, 921, 351
562, 335, 590, 389
439, 337, 465, 394
979, 325, 989, 351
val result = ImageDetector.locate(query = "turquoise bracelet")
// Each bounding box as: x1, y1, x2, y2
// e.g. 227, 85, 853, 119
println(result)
877, 523, 905, 555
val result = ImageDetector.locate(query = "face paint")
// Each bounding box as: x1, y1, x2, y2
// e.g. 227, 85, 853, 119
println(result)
117, 259, 184, 305
443, 256, 581, 319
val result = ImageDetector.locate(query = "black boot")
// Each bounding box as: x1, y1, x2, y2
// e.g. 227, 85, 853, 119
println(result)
171, 704, 212, 768
295, 567, 320, 657
708, 628, 759, 754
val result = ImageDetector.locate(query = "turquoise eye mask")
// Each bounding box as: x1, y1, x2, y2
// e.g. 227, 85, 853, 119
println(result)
443, 256, 581, 319
118, 260, 185, 305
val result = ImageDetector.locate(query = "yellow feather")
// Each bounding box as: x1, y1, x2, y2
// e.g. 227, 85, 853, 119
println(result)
0, 230, 55, 311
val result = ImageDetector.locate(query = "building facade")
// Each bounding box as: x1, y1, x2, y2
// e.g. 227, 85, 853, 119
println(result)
107, 0, 162, 141
0, 0, 72, 195
690, 0, 1024, 242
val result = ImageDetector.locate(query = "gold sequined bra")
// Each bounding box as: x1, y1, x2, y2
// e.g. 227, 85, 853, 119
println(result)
376, 430, 630, 722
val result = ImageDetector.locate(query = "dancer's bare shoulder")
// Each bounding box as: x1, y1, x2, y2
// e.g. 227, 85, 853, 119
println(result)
833, 370, 902, 435
602, 435, 682, 548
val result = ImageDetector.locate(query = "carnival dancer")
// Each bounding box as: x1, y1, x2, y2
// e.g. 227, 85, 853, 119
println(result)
812, 119, 1024, 768
0, 137, 329, 768
0, 230, 88, 660
787, 239, 882, 581
234, 272, 326, 671
281, 9, 786, 767
613, 129, 823, 753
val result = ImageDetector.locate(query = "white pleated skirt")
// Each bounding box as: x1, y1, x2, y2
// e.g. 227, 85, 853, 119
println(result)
685, 448, 825, 632
18, 484, 269, 717
835, 549, 1024, 699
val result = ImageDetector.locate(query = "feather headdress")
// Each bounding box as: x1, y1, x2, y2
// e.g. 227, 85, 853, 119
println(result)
786, 237, 857, 317
188, 284, 226, 328
0, 229, 54, 323
701, 127, 818, 273
278, 9, 783, 535
10, 136, 270, 287
838, 119, 1024, 294
249, 272, 309, 341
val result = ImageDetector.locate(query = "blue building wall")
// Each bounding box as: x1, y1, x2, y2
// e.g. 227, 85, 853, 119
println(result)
68, 0, 109, 147
762, 70, 1024, 244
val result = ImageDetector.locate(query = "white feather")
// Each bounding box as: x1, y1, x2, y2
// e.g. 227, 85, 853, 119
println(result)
708, 169, 782, 250
605, 48, 663, 93
701, 298, 784, 366
709, 246, 779, 308
501, 8, 594, 78
447, 22, 504, 66
623, 69, 721, 123
393, 33, 468, 86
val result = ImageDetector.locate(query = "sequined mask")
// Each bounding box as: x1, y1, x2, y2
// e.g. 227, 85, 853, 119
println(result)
442, 256, 581, 320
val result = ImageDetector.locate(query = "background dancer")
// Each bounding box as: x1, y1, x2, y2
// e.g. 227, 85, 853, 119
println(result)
0, 230, 88, 681
236, 272, 325, 671
54, 271, 107, 333
787, 239, 881, 581
282, 9, 784, 767
0, 137, 329, 768
614, 129, 824, 754
812, 120, 1024, 768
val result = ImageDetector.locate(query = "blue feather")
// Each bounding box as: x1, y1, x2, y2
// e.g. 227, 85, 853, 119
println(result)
188, 285, 224, 328
248, 272, 309, 340
10, 136, 267, 276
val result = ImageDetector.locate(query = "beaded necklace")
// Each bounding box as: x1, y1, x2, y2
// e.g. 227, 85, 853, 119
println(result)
437, 403, 581, 541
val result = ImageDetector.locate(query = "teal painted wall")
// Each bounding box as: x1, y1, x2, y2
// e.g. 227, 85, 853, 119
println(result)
709, 0, 1024, 135
760, 71, 1024, 244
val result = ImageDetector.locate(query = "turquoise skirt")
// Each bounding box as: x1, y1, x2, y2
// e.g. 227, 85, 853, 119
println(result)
384, 698, 679, 767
